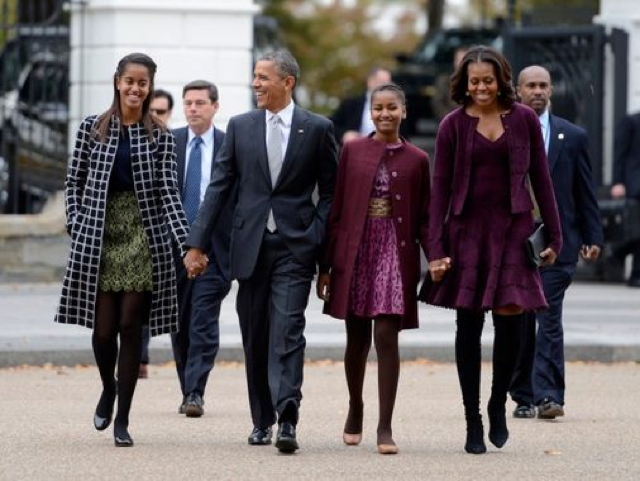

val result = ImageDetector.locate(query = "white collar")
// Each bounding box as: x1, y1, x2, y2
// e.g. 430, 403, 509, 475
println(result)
266, 101, 295, 126
539, 109, 550, 129
188, 125, 214, 146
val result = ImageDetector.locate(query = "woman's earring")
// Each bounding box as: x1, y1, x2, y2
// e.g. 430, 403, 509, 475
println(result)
465, 91, 470, 97
497, 91, 502, 96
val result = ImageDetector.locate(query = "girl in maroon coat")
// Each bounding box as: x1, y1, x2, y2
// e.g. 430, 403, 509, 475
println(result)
420, 46, 562, 454
318, 83, 430, 455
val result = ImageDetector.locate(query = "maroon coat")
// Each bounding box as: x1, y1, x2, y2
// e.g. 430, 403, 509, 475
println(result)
429, 103, 562, 259
321, 136, 430, 330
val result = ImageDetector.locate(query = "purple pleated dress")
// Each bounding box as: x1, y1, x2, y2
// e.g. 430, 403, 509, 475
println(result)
425, 131, 547, 311
349, 150, 405, 318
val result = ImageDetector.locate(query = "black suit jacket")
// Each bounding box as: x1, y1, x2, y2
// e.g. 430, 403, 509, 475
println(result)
613, 112, 640, 198
175, 126, 234, 280
187, 106, 338, 280
329, 94, 367, 143
547, 114, 604, 264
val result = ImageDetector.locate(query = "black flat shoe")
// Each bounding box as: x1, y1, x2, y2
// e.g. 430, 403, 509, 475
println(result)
114, 426, 133, 447
93, 389, 116, 431
114, 435, 134, 447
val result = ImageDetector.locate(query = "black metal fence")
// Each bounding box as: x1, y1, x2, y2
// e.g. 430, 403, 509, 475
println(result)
503, 25, 629, 188
0, 0, 69, 213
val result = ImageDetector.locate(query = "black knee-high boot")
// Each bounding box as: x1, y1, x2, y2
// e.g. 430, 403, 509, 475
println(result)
488, 312, 523, 448
455, 309, 486, 454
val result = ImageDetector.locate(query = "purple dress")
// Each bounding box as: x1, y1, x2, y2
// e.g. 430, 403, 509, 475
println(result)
349, 151, 405, 318
426, 131, 547, 311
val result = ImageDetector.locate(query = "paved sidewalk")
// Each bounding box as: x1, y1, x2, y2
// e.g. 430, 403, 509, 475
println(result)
0, 362, 638, 480
0, 280, 639, 366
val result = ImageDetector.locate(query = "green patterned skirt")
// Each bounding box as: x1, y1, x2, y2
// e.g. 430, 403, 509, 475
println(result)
99, 191, 153, 292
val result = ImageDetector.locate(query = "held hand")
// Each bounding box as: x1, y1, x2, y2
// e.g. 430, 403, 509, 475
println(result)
610, 183, 626, 199
429, 257, 452, 282
316, 272, 331, 302
183, 248, 208, 279
539, 247, 557, 266
342, 131, 361, 143
580, 244, 602, 262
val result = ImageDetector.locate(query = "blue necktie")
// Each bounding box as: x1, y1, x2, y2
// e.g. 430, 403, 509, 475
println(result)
183, 136, 203, 224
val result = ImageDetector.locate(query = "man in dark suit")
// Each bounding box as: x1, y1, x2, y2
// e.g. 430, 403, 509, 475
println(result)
184, 51, 338, 453
171, 80, 233, 418
329, 66, 391, 144
611, 111, 640, 287
139, 88, 176, 380
510, 65, 603, 419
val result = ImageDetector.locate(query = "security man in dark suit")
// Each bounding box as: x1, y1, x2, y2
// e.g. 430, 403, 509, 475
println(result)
510, 65, 603, 420
329, 67, 392, 144
611, 111, 640, 286
184, 51, 338, 454
170, 80, 234, 418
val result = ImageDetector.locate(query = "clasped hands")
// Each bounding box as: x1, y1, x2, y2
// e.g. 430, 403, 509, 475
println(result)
183, 248, 209, 279
429, 257, 452, 282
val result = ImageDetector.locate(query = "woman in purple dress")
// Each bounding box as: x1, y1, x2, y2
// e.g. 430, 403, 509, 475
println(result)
318, 84, 430, 454
419, 46, 562, 454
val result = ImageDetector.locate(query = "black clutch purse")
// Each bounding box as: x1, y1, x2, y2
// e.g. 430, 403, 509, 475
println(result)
526, 223, 547, 268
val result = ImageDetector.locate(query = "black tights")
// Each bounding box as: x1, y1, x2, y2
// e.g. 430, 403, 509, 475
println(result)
456, 309, 523, 453
92, 290, 150, 437
343, 316, 399, 445
455, 309, 522, 448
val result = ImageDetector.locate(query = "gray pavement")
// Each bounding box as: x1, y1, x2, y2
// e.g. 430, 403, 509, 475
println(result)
0, 361, 639, 480
0, 279, 639, 366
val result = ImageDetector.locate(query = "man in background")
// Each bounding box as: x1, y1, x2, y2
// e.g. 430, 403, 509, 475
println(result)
139, 88, 176, 379
510, 65, 603, 420
171, 80, 234, 417
611, 111, 640, 287
329, 66, 392, 144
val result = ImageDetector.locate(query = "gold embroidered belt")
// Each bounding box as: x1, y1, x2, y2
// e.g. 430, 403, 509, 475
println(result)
367, 198, 392, 218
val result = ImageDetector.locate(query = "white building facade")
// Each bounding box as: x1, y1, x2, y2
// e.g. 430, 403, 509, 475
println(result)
68, 0, 259, 133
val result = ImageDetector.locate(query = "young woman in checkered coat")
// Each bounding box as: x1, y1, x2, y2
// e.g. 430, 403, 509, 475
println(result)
55, 53, 194, 447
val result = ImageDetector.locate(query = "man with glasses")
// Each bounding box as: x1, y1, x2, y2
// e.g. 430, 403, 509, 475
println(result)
171, 80, 234, 418
139, 88, 176, 379
150, 89, 174, 125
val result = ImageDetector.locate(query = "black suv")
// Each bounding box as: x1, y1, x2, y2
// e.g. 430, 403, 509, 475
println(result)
0, 29, 69, 213
393, 27, 502, 137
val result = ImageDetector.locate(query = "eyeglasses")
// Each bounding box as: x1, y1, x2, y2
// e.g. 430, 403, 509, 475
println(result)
151, 108, 168, 116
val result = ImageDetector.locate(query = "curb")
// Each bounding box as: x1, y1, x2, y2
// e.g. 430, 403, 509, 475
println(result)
2, 344, 639, 368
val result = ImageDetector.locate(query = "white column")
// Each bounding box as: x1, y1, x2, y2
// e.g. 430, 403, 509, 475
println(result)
596, 0, 640, 112
68, 0, 259, 139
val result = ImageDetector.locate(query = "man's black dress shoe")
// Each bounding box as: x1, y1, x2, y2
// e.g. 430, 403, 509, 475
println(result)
275, 422, 299, 453
627, 277, 640, 288
185, 392, 204, 417
248, 427, 272, 445
178, 396, 187, 415
537, 398, 565, 419
513, 404, 536, 419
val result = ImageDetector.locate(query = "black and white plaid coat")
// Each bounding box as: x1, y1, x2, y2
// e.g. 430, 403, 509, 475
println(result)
55, 115, 190, 336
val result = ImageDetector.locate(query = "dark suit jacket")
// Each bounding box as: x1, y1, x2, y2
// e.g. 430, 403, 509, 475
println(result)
174, 126, 233, 280
613, 112, 640, 198
186, 106, 338, 280
329, 94, 367, 143
547, 114, 604, 264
